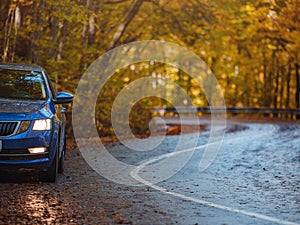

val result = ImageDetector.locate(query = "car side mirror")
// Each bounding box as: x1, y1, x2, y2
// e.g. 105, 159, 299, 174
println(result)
54, 92, 73, 104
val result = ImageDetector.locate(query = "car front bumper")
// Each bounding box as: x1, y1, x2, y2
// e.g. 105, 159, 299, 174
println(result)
0, 130, 57, 168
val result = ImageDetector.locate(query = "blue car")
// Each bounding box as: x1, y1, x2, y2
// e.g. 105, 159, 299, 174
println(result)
0, 63, 73, 182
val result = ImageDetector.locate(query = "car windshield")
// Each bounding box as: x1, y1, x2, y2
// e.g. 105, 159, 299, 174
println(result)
0, 69, 47, 100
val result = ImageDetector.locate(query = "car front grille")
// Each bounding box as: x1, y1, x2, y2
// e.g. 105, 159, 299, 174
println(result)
0, 121, 20, 137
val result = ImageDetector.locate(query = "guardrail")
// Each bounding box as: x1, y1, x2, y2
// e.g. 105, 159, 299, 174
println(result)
154, 107, 300, 118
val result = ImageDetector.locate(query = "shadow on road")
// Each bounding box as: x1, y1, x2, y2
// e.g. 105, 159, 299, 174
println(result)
0, 170, 39, 183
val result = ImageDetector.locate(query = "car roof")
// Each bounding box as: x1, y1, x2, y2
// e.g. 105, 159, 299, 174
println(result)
0, 62, 44, 72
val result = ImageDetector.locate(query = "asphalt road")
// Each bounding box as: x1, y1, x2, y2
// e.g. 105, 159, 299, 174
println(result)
0, 119, 299, 224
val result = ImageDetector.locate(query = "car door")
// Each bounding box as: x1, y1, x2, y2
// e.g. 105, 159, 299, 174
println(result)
43, 71, 66, 158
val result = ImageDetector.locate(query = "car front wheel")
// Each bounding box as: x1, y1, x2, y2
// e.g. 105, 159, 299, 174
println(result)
58, 149, 64, 174
58, 135, 66, 174
39, 150, 58, 182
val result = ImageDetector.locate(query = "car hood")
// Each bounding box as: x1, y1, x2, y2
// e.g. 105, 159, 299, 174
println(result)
0, 99, 54, 120
0, 99, 46, 113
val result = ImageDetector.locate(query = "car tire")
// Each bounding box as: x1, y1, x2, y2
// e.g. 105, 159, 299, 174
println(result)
58, 135, 66, 174
39, 150, 58, 182
58, 144, 65, 174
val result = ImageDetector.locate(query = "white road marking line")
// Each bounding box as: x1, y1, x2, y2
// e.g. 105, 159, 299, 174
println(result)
131, 125, 300, 225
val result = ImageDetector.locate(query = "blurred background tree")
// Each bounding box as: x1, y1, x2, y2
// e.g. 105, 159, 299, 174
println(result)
1, 0, 299, 135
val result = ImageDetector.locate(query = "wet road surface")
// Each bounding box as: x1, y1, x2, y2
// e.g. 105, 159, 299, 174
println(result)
0, 120, 299, 224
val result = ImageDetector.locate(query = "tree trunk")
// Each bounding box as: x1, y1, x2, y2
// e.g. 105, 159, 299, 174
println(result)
82, 0, 99, 46
82, 0, 92, 45
279, 73, 284, 116
30, 0, 44, 63
49, 13, 59, 58
88, 1, 98, 46
56, 20, 68, 61
273, 53, 279, 117
3, 6, 14, 62
267, 50, 276, 109
109, 0, 144, 49
286, 64, 291, 106
262, 40, 268, 107
11, 5, 21, 61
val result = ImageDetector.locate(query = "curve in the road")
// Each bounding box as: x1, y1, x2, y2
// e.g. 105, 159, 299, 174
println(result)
131, 125, 300, 225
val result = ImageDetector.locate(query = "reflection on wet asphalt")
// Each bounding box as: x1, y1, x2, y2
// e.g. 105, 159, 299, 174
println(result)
157, 123, 300, 224
0, 121, 299, 224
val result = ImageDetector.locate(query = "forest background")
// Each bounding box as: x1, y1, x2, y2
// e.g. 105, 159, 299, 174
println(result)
1, 0, 300, 135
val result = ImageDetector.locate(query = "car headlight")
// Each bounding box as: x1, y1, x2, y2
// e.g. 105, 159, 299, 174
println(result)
32, 119, 51, 131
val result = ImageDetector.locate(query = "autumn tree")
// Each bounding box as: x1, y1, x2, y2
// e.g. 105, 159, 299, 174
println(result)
1, 0, 300, 135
